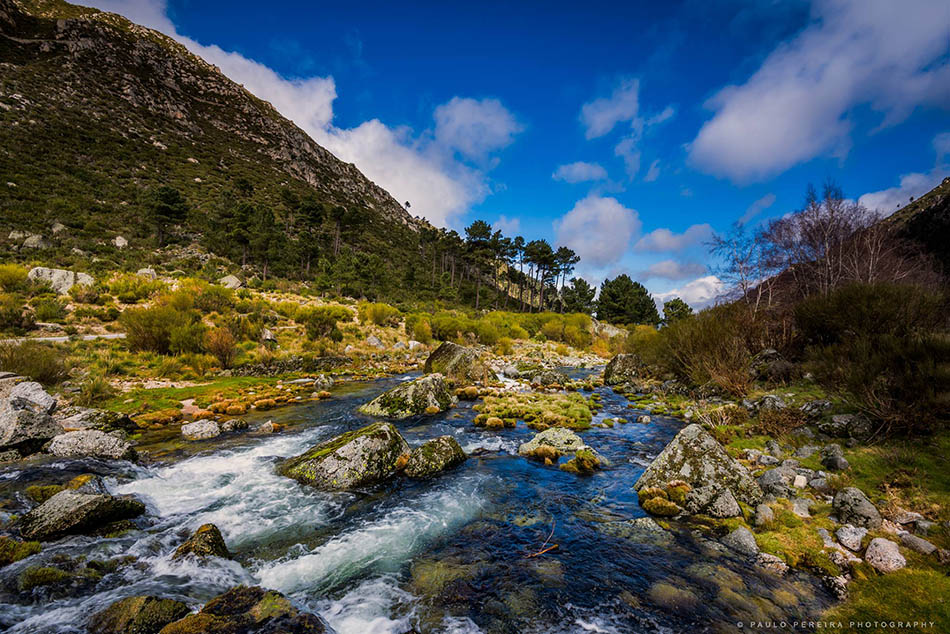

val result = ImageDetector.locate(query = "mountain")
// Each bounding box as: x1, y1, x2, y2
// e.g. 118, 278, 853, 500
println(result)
885, 176, 950, 275
0, 0, 449, 300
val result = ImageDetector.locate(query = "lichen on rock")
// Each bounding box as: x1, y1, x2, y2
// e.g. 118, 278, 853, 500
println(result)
423, 341, 492, 383
403, 435, 467, 478
358, 374, 456, 420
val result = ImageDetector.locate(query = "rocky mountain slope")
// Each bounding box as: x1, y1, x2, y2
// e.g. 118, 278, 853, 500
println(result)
885, 176, 950, 274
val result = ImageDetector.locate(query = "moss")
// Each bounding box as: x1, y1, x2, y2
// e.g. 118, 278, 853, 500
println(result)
665, 481, 691, 506
824, 569, 950, 625
642, 497, 682, 516
252, 398, 276, 410
560, 449, 600, 475
637, 486, 668, 505
424, 405, 440, 415
525, 445, 560, 464
18, 565, 71, 591
476, 392, 593, 431
0, 535, 42, 567
25, 484, 64, 503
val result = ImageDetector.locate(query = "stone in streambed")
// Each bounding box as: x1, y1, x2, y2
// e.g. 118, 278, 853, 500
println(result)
423, 341, 492, 383
277, 422, 409, 490
158, 585, 329, 633
47, 430, 137, 461
358, 374, 456, 419
0, 396, 62, 455
18, 489, 145, 541
9, 381, 57, 414
89, 595, 190, 634
603, 353, 641, 386
518, 427, 589, 456
403, 435, 467, 478
173, 523, 231, 560
180, 419, 220, 440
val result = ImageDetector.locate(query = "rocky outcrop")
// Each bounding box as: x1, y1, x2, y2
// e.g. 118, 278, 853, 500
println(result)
277, 422, 409, 490
18, 489, 145, 541
89, 596, 190, 634
423, 342, 492, 384
218, 275, 243, 289
0, 396, 62, 455
47, 430, 137, 461
403, 436, 467, 478
172, 523, 231, 560
9, 381, 57, 414
603, 354, 641, 385
358, 374, 455, 419
156, 586, 329, 633
832, 487, 882, 529
57, 407, 137, 434
181, 419, 220, 440
27, 267, 93, 295
634, 424, 762, 506
518, 427, 589, 456
722, 526, 759, 557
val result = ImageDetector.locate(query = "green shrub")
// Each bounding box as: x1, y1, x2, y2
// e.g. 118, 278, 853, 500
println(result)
0, 264, 29, 292
68, 283, 101, 304
107, 273, 166, 304
205, 327, 236, 368
357, 301, 401, 326
74, 374, 115, 407
298, 306, 350, 341
405, 313, 433, 344
120, 304, 204, 354
0, 341, 68, 385
32, 298, 67, 322
475, 321, 499, 345
0, 293, 35, 334
186, 280, 234, 314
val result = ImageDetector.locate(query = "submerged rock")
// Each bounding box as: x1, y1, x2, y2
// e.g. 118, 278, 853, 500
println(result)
0, 396, 62, 455
358, 374, 456, 419
518, 427, 588, 456
18, 489, 145, 541
833, 487, 882, 529
158, 585, 329, 633
173, 523, 231, 560
595, 517, 674, 546
89, 595, 190, 634
277, 422, 409, 490
634, 424, 762, 506
403, 435, 467, 478
603, 354, 640, 386
47, 430, 137, 461
423, 341, 492, 383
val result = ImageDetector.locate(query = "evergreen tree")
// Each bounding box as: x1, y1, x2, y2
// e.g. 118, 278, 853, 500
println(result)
143, 185, 188, 246
596, 274, 659, 325
662, 297, 693, 324
561, 277, 597, 314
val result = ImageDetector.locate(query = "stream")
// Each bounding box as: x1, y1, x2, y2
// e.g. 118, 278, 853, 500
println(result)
0, 370, 831, 633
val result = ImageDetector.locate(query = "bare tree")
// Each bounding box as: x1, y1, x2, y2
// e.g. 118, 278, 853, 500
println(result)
709, 223, 779, 316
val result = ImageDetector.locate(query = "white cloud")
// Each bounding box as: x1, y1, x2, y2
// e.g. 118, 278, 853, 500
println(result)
492, 214, 521, 235
653, 275, 725, 310
638, 260, 706, 281
739, 193, 777, 225
555, 195, 641, 268
580, 78, 641, 139
433, 97, 522, 161
644, 160, 661, 182
934, 132, 950, 163
552, 161, 608, 183
858, 168, 949, 214
689, 0, 950, 183
614, 137, 641, 179
84, 0, 519, 228
634, 223, 713, 253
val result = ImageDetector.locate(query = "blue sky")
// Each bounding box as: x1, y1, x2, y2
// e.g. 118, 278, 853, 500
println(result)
87, 0, 950, 306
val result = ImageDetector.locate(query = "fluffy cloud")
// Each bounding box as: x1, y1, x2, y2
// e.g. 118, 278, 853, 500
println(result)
614, 137, 641, 179
643, 160, 661, 183
653, 275, 725, 309
552, 161, 608, 183
492, 214, 521, 235
638, 260, 706, 281
689, 0, 950, 182
84, 0, 519, 228
739, 193, 777, 225
858, 168, 949, 215
434, 97, 523, 161
580, 78, 641, 140
555, 195, 641, 268
634, 223, 713, 253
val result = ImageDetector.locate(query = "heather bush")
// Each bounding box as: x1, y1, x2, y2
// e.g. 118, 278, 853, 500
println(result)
120, 303, 204, 354
0, 341, 68, 385
204, 327, 237, 368
357, 301, 401, 326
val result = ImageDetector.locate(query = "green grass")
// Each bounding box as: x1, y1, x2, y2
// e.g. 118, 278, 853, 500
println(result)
102, 376, 280, 414
824, 568, 950, 625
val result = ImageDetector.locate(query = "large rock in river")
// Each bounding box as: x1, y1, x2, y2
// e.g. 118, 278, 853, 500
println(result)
57, 407, 137, 434
0, 396, 62, 455
603, 354, 641, 386
358, 374, 456, 419
423, 341, 492, 383
634, 423, 762, 506
47, 430, 137, 461
277, 422, 409, 490
9, 381, 57, 414
173, 523, 231, 560
518, 427, 589, 455
157, 585, 329, 633
89, 595, 191, 634
403, 435, 467, 478
18, 489, 145, 541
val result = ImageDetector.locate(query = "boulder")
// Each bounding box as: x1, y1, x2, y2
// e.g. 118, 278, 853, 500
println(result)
27, 267, 94, 295
173, 523, 231, 560
57, 407, 137, 434
47, 430, 137, 461
423, 342, 492, 383
757, 465, 798, 499
89, 596, 190, 634
0, 396, 62, 455
722, 527, 759, 557
531, 368, 569, 386
865, 538, 906, 573
136, 268, 158, 279
156, 586, 329, 633
18, 489, 145, 541
366, 335, 385, 349
217, 275, 243, 289
818, 413, 872, 439
277, 422, 409, 490
800, 399, 832, 419
820, 444, 849, 471
403, 436, 467, 478
603, 354, 641, 385
407, 340, 423, 351
358, 374, 456, 419
220, 418, 248, 433
181, 419, 220, 440
113, 236, 128, 249
833, 487, 882, 529
754, 504, 774, 527
10, 381, 57, 414
22, 234, 49, 249
518, 427, 589, 456
634, 424, 762, 506
899, 532, 937, 555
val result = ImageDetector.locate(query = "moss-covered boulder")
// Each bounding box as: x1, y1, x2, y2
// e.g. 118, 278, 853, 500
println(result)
603, 353, 641, 386
634, 423, 762, 506
277, 422, 409, 490
518, 427, 589, 456
17, 489, 145, 541
403, 435, 467, 478
89, 596, 191, 634
423, 342, 492, 383
158, 586, 329, 633
358, 374, 456, 419
172, 523, 231, 560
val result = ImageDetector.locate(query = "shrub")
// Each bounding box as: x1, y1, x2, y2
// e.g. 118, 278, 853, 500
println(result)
169, 320, 207, 355
182, 279, 234, 314
755, 408, 807, 436
107, 273, 166, 304
0, 264, 29, 292
0, 341, 68, 385
495, 336, 514, 356
475, 321, 499, 346
74, 374, 115, 407
0, 294, 34, 334
205, 327, 237, 368
120, 304, 204, 354
357, 301, 401, 326
405, 313, 433, 344
298, 306, 350, 341
32, 298, 67, 322
68, 283, 101, 304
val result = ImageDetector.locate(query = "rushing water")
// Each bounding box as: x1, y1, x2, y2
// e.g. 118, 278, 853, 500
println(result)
0, 371, 831, 633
